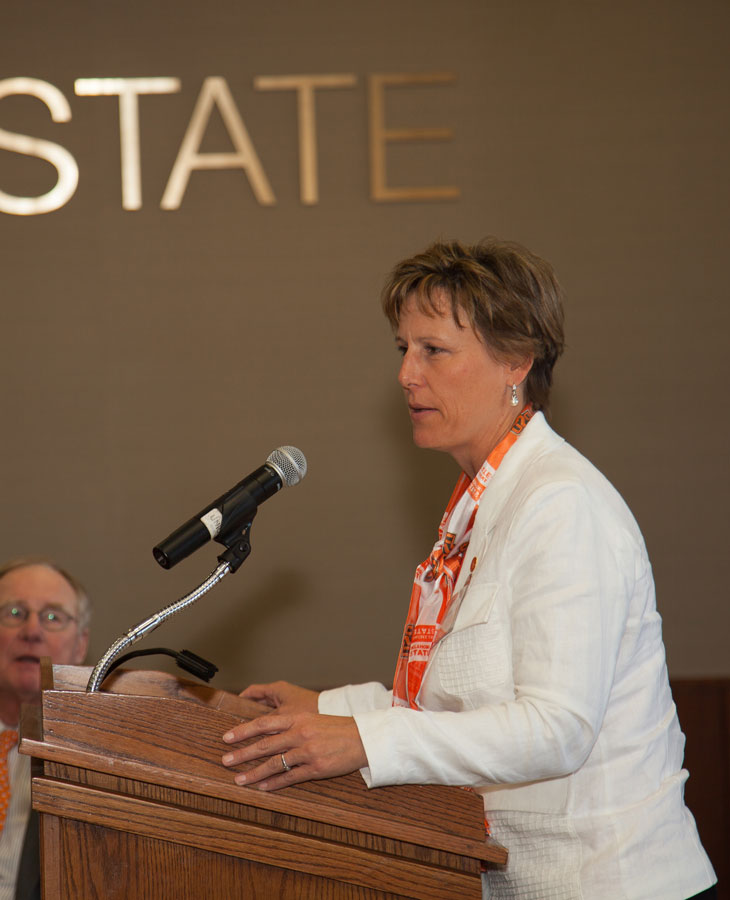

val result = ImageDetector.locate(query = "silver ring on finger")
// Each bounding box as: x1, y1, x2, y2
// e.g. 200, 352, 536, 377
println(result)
281, 753, 291, 772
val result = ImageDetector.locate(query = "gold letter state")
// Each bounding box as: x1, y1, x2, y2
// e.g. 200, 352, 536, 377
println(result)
161, 77, 275, 210
368, 72, 459, 202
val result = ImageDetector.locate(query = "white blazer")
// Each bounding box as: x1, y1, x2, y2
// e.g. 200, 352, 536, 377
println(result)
319, 413, 716, 900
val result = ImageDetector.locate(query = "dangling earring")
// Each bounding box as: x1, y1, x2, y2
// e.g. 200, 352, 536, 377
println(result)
510, 384, 519, 406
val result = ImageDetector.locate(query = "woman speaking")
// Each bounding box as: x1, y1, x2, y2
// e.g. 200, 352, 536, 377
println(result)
222, 238, 717, 899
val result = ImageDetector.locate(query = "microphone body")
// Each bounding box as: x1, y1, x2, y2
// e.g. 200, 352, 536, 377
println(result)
153, 446, 306, 570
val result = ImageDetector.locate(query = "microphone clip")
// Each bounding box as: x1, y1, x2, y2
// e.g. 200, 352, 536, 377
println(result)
215, 519, 255, 573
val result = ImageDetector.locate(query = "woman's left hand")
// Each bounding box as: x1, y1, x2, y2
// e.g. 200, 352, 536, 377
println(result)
221, 712, 367, 791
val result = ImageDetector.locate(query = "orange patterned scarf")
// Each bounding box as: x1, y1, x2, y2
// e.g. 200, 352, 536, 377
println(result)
393, 407, 533, 709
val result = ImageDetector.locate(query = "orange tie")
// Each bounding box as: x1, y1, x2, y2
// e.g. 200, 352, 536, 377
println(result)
0, 729, 18, 832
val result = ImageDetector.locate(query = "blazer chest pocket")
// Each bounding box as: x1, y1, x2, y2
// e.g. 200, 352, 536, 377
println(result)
422, 583, 511, 710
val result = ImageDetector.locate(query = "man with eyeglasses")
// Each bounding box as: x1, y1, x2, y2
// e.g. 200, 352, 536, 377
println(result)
0, 559, 90, 900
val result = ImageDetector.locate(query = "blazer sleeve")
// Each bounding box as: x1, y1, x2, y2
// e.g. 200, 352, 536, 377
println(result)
318, 681, 393, 716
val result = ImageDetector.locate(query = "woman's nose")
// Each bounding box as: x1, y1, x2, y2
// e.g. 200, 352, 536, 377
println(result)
398, 351, 420, 388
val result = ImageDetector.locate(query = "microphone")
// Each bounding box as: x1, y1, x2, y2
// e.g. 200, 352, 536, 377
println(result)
152, 446, 307, 570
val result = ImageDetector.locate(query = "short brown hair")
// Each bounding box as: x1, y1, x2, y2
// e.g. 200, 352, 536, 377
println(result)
381, 238, 565, 411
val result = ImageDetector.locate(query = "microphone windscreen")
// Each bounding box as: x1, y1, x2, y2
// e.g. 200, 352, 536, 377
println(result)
267, 446, 307, 487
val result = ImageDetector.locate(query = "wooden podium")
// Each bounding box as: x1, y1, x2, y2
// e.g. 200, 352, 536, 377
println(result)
19, 663, 506, 899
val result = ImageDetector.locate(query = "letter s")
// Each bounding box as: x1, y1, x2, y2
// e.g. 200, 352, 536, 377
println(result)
0, 77, 79, 215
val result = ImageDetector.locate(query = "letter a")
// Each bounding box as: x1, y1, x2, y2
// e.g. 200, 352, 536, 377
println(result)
161, 77, 275, 209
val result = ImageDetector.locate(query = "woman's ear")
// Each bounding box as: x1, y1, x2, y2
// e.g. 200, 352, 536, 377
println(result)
510, 356, 534, 387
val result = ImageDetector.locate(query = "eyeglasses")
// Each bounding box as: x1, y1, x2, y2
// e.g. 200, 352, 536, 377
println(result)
0, 602, 77, 632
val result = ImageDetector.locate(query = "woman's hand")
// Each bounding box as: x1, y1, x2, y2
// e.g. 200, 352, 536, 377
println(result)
222, 711, 367, 791
239, 680, 319, 715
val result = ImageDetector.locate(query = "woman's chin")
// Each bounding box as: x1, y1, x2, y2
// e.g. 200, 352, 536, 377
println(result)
412, 434, 436, 452
411, 423, 437, 448
411, 428, 449, 455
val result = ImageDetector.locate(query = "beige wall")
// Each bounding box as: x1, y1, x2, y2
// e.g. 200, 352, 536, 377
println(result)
1, 0, 728, 691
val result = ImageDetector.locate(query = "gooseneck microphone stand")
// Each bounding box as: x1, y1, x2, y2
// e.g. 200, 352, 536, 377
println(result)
86, 522, 254, 693
85, 446, 308, 694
